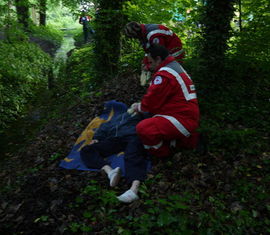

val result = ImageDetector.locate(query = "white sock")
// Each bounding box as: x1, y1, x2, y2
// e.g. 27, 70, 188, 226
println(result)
117, 189, 139, 203
130, 180, 140, 194
107, 167, 121, 187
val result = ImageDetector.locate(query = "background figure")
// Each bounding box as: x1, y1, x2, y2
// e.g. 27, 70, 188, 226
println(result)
79, 11, 94, 43
124, 21, 185, 86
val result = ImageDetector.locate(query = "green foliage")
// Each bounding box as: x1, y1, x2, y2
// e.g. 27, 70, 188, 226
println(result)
46, 3, 80, 30
34, 215, 49, 223
93, 0, 124, 84
67, 180, 118, 233
29, 24, 64, 48
63, 44, 95, 95
229, 1, 270, 65
0, 0, 269, 233
179, 0, 270, 157
63, 171, 267, 234
119, 0, 206, 78
123, 0, 174, 23
197, 0, 236, 93
66, 171, 270, 234
0, 41, 52, 132
49, 152, 61, 161
123, 0, 204, 58
73, 30, 84, 47
119, 37, 144, 72
3, 22, 30, 42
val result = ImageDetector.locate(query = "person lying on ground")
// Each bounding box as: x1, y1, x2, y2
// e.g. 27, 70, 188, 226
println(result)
80, 111, 152, 203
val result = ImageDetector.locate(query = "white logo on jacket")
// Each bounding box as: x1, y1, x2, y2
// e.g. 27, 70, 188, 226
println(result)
153, 76, 162, 85
152, 38, 160, 44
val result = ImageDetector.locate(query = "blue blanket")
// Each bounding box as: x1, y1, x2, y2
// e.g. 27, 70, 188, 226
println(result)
59, 100, 129, 174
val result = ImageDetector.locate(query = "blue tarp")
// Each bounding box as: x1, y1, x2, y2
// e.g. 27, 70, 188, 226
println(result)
59, 100, 129, 175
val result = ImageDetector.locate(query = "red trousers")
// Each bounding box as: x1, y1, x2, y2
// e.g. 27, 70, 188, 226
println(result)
136, 116, 199, 158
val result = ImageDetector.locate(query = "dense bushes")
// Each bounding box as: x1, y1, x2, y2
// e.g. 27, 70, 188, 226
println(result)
0, 41, 53, 133
119, 37, 144, 73
63, 44, 96, 95
29, 24, 64, 49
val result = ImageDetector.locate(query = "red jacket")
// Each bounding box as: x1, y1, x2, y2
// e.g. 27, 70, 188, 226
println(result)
138, 56, 199, 133
79, 16, 92, 26
141, 24, 184, 66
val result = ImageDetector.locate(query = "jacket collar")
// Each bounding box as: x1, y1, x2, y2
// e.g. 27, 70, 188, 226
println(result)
154, 56, 175, 73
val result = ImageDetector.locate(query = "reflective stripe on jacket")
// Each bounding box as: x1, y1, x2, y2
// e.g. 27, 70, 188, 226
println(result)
140, 56, 199, 133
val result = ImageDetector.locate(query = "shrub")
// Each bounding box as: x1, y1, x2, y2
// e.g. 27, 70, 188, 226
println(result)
29, 24, 64, 48
63, 44, 95, 95
0, 41, 52, 132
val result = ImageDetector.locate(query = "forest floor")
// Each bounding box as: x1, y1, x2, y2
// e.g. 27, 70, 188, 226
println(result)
0, 72, 269, 234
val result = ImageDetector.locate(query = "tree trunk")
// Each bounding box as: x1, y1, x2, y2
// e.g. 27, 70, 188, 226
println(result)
15, 0, 30, 30
238, 0, 242, 32
93, 0, 127, 86
198, 0, 236, 95
39, 0, 46, 26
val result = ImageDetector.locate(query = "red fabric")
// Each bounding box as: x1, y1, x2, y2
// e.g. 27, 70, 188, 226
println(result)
137, 56, 200, 157
79, 15, 92, 24
136, 117, 171, 158
140, 56, 199, 130
136, 117, 199, 158
141, 24, 184, 65
142, 57, 150, 70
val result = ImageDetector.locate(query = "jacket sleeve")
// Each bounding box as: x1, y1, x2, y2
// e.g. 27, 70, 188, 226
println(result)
142, 56, 150, 70
140, 74, 173, 114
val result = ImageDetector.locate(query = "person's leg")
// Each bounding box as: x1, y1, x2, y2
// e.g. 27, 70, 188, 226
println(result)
80, 138, 125, 186
104, 165, 121, 187
136, 116, 199, 158
117, 180, 140, 203
89, 26, 95, 35
130, 180, 140, 194
83, 27, 88, 43
80, 144, 108, 169
124, 136, 149, 183
136, 117, 172, 158
117, 136, 149, 203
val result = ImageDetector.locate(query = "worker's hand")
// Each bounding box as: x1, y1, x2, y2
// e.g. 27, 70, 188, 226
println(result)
141, 64, 148, 71
90, 139, 99, 145
127, 102, 140, 116
140, 71, 151, 86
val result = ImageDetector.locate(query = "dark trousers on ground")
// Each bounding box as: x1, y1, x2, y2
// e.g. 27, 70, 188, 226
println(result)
80, 136, 149, 183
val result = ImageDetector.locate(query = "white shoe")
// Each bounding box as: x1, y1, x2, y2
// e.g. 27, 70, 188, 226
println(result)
108, 167, 121, 187
117, 189, 139, 203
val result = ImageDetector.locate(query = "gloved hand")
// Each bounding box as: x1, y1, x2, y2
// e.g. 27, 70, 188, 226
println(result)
127, 102, 140, 116
140, 70, 151, 86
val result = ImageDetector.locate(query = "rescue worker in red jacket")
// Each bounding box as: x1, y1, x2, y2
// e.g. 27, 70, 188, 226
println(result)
124, 21, 185, 85
124, 22, 184, 64
79, 11, 94, 43
129, 44, 200, 158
